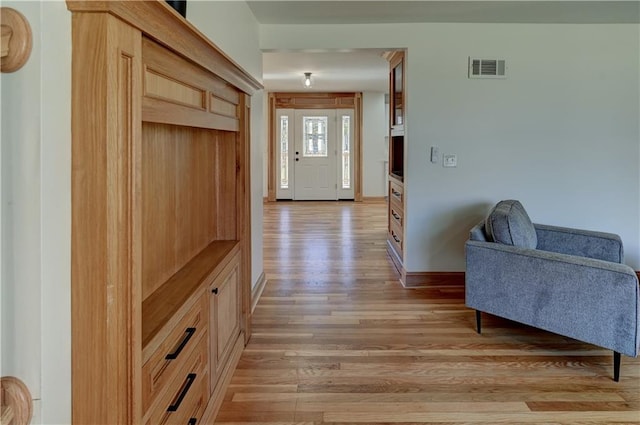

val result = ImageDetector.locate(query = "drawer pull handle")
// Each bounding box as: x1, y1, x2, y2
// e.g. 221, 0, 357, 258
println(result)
392, 231, 401, 243
391, 189, 402, 199
188, 418, 197, 425
391, 210, 401, 221
168, 373, 196, 412
211, 287, 218, 295
165, 327, 196, 360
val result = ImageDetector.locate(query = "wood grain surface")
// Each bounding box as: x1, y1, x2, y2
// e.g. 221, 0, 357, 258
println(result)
214, 201, 640, 425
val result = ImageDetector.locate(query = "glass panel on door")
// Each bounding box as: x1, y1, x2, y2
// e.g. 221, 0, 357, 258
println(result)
280, 116, 289, 189
341, 115, 351, 189
302, 116, 328, 157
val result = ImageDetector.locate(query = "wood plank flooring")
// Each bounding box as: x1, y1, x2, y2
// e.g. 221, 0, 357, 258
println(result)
214, 201, 640, 425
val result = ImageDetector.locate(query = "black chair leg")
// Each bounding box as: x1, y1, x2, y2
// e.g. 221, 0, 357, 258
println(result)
475, 310, 482, 334
613, 351, 621, 382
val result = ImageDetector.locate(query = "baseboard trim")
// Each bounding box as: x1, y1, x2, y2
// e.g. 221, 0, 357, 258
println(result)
385, 243, 464, 288
402, 271, 465, 288
251, 272, 267, 313
201, 334, 244, 423
362, 196, 386, 204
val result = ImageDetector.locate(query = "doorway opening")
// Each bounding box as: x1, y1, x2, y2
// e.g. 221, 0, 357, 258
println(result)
267, 92, 363, 201
276, 108, 355, 200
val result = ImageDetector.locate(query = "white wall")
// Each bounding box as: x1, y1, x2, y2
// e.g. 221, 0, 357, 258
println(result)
188, 1, 265, 288
40, 2, 71, 422
2, 0, 43, 420
362, 92, 387, 197
260, 23, 640, 271
1, 2, 71, 424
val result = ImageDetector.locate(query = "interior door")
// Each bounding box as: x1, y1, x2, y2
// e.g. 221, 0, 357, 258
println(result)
293, 109, 337, 200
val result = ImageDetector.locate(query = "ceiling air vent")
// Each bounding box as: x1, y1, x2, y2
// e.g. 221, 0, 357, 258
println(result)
469, 57, 506, 79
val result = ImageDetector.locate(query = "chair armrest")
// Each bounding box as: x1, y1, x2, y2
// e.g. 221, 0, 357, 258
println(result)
465, 240, 640, 357
469, 222, 488, 242
534, 223, 624, 263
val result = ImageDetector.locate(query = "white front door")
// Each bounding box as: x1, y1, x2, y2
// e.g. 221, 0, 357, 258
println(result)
294, 109, 336, 200
276, 108, 354, 200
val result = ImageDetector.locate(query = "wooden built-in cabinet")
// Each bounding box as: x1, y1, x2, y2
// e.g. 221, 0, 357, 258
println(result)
387, 51, 405, 270
68, 2, 261, 424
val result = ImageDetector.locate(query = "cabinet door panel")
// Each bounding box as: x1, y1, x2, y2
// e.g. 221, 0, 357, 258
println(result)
209, 254, 241, 391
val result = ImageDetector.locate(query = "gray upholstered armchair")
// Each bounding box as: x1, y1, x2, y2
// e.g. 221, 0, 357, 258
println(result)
465, 200, 640, 381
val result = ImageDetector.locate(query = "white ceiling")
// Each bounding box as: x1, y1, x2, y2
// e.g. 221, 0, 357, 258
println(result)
262, 50, 391, 92
251, 1, 639, 93
248, 1, 640, 25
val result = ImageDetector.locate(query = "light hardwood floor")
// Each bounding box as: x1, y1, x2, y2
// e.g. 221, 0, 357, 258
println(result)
214, 201, 640, 424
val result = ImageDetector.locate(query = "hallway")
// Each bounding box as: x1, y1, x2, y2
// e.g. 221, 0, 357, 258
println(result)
214, 201, 640, 424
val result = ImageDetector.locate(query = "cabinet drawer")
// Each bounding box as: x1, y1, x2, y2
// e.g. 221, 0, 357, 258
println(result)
389, 181, 403, 205
144, 335, 209, 425
142, 294, 208, 412
389, 220, 403, 255
389, 205, 403, 227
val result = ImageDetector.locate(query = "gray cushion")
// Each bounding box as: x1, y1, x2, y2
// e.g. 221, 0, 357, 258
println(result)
485, 200, 537, 249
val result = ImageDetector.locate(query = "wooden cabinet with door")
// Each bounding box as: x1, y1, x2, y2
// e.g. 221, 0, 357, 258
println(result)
67, 2, 261, 424
386, 51, 406, 271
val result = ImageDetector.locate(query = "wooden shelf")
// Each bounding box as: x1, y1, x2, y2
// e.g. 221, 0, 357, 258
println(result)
142, 240, 240, 348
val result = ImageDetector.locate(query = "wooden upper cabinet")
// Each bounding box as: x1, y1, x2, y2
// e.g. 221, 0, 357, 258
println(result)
389, 51, 404, 130
67, 1, 261, 424
386, 50, 406, 272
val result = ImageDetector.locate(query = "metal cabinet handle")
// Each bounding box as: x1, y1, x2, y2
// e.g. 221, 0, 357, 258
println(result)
392, 231, 401, 243
165, 327, 196, 360
167, 373, 196, 412
188, 418, 197, 425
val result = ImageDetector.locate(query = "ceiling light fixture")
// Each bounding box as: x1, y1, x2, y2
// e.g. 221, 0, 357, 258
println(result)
302, 72, 313, 89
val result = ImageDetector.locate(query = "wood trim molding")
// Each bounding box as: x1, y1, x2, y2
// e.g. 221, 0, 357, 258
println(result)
402, 272, 465, 289
354, 93, 363, 202
1, 376, 32, 425
66, 0, 262, 94
267, 93, 277, 202
388, 50, 404, 70
1, 7, 32, 73
251, 272, 267, 313
273, 92, 357, 109
386, 242, 465, 288
362, 196, 386, 203
239, 93, 253, 343
70, 13, 142, 424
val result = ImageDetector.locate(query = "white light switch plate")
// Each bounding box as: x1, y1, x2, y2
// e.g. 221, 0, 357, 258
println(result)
443, 154, 457, 167
430, 146, 439, 163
